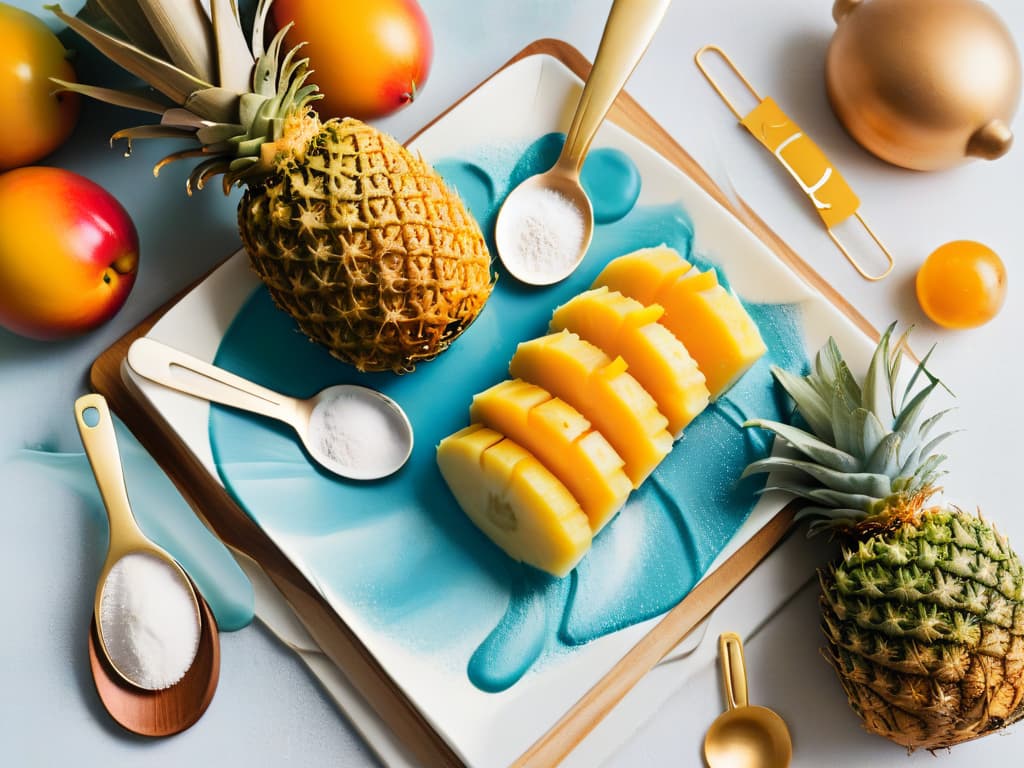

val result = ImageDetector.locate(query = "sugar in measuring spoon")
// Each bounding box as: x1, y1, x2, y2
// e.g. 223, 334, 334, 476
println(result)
75, 394, 204, 693
75, 395, 221, 738
494, 0, 672, 285
127, 337, 414, 481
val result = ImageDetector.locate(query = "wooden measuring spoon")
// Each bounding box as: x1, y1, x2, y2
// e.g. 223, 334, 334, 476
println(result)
88, 593, 220, 737
75, 394, 220, 736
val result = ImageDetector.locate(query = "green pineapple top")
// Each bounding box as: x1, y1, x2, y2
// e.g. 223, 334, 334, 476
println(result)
744, 324, 956, 536
48, 0, 320, 191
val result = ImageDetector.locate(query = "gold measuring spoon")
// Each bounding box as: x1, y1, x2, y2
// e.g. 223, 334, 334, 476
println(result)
126, 337, 414, 481
75, 394, 219, 736
704, 632, 792, 768
494, 0, 672, 285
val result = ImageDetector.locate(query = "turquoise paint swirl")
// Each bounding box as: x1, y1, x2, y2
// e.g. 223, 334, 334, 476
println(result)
208, 134, 807, 690
16, 419, 254, 632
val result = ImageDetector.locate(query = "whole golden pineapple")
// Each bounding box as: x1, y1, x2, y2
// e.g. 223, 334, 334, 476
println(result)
745, 326, 1024, 750
52, 0, 492, 373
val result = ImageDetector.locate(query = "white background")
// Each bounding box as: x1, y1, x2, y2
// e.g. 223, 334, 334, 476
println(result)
2, 1, 1022, 766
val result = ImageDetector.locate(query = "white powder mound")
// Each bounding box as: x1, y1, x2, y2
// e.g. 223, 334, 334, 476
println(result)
99, 552, 201, 691
500, 186, 586, 281
307, 391, 409, 476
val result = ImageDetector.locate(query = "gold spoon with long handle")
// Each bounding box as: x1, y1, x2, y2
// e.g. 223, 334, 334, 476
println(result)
494, 0, 672, 285
75, 393, 202, 690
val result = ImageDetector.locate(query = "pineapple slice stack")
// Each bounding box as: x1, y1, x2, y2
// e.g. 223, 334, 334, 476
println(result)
437, 246, 766, 576
551, 286, 709, 437
436, 425, 592, 578
468, 380, 631, 534
509, 331, 673, 488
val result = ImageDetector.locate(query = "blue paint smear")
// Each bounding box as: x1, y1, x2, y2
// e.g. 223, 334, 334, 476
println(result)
503, 133, 642, 225
14, 420, 255, 631
208, 136, 808, 691
468, 565, 569, 693
583, 148, 643, 224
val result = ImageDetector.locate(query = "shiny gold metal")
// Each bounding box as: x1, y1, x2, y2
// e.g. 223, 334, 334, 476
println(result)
694, 45, 762, 120
704, 633, 793, 768
75, 393, 201, 690
828, 213, 895, 282
696, 46, 894, 281
832, 0, 864, 22
495, 0, 672, 285
827, 0, 1021, 171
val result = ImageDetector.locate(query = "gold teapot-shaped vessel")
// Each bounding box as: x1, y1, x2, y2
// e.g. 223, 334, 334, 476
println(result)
826, 0, 1021, 171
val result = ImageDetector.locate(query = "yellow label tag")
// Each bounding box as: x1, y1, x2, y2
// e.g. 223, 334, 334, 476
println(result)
740, 97, 860, 229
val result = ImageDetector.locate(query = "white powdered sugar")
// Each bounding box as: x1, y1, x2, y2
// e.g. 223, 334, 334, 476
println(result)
99, 552, 200, 690
307, 391, 409, 475
500, 186, 586, 281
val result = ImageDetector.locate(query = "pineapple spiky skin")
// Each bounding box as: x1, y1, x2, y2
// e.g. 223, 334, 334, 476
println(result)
821, 507, 1024, 749
238, 118, 493, 373
745, 325, 1024, 750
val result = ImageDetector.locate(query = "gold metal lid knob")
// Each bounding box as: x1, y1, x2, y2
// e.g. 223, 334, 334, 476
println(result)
966, 120, 1014, 161
832, 0, 863, 22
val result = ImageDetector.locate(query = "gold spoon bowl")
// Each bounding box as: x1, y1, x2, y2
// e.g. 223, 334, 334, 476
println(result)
704, 632, 793, 768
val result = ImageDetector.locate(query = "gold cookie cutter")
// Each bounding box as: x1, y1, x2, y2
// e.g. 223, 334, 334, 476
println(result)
695, 45, 894, 281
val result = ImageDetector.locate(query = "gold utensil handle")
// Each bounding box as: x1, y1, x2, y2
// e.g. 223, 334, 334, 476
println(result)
719, 632, 749, 710
74, 394, 147, 554
127, 337, 298, 425
559, 0, 673, 174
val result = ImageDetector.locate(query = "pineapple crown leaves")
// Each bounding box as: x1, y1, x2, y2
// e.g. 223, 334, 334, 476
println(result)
744, 324, 959, 535
48, 0, 322, 193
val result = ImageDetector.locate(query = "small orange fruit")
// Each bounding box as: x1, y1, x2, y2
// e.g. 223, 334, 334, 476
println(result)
0, 3, 80, 170
915, 240, 1007, 329
272, 0, 433, 121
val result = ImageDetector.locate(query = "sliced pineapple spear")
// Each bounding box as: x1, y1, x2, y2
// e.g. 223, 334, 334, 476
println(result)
436, 425, 592, 577
592, 246, 692, 303
594, 247, 766, 398
551, 287, 710, 437
438, 248, 768, 577
471, 379, 632, 533
510, 331, 673, 488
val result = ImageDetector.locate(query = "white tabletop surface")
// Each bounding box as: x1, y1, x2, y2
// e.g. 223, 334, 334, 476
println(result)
3, 1, 1022, 766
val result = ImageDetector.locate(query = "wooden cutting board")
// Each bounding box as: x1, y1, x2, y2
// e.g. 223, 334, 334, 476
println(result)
90, 38, 872, 768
